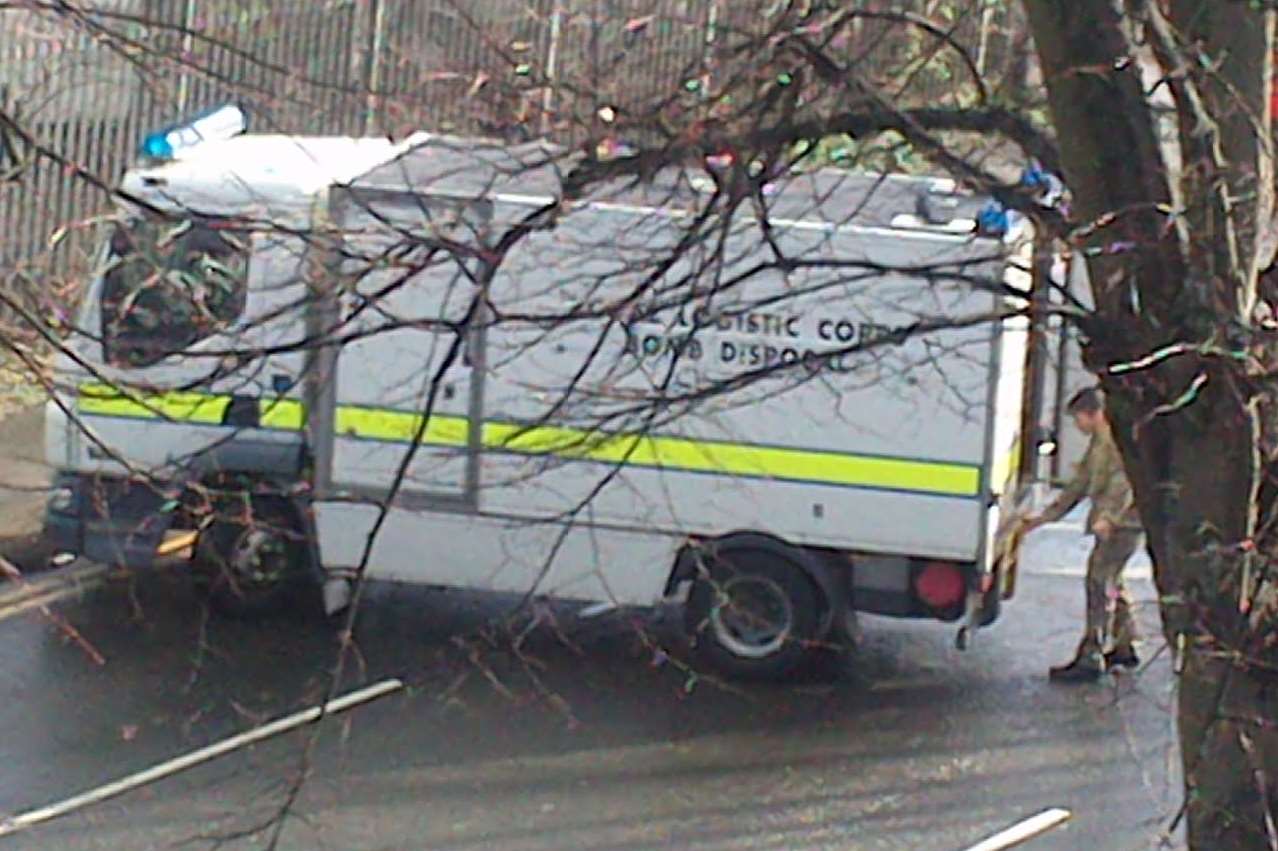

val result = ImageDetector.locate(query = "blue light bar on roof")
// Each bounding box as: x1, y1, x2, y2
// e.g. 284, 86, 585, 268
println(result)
977, 200, 1010, 236
139, 103, 247, 161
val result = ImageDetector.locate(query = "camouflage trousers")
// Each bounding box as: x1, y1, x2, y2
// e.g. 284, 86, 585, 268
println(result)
1077, 528, 1142, 658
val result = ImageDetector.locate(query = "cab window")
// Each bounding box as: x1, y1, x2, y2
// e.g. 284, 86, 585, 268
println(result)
100, 218, 249, 368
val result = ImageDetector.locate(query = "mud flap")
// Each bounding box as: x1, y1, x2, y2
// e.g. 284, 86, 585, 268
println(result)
956, 589, 988, 651
322, 576, 353, 615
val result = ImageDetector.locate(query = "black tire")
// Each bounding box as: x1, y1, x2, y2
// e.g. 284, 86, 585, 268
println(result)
194, 497, 307, 619
684, 544, 822, 680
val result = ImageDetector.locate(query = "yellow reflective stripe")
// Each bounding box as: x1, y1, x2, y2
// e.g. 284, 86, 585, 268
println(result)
258, 398, 305, 430
78, 383, 230, 424
483, 422, 647, 459
482, 422, 978, 497
75, 384, 980, 497
335, 407, 469, 446
78, 384, 305, 430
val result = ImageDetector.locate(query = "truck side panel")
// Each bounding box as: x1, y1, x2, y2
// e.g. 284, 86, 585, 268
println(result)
314, 501, 681, 605
311, 186, 1011, 605
478, 204, 1000, 559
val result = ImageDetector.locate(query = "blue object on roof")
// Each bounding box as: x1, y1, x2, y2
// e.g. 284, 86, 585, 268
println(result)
140, 133, 175, 161
139, 104, 248, 162
977, 200, 1010, 236
1021, 162, 1048, 189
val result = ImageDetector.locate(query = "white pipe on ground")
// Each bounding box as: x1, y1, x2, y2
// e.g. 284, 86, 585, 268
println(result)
0, 678, 405, 837
962, 808, 1073, 851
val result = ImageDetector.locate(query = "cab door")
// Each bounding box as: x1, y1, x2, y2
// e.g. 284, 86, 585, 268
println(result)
70, 215, 312, 474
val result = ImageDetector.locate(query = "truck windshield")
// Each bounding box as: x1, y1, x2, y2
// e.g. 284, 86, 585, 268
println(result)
100, 217, 249, 368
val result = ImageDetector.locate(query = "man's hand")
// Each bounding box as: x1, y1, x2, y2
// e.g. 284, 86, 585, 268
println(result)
1091, 518, 1114, 540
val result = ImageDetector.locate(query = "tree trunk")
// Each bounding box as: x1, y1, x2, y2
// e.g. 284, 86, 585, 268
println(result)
1022, 2, 1278, 848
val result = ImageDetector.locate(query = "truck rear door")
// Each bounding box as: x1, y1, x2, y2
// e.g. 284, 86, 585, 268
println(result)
323, 191, 488, 506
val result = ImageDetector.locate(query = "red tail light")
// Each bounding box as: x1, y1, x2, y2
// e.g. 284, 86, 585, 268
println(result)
914, 561, 966, 609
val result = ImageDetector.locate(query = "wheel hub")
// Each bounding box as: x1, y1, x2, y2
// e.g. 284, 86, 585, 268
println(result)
708, 575, 794, 659
229, 527, 289, 585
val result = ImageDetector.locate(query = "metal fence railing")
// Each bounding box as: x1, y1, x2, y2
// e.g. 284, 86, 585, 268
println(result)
1, 0, 1022, 283
0, 0, 720, 281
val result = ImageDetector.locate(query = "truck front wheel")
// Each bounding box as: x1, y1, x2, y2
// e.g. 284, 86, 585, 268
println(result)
195, 498, 307, 619
685, 545, 821, 680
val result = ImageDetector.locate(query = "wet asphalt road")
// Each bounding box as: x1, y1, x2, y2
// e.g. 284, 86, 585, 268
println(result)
0, 529, 1179, 851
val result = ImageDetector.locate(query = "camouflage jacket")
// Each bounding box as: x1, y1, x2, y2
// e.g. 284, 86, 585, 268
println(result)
1040, 427, 1142, 531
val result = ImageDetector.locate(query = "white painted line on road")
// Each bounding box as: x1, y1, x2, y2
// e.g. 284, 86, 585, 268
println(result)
0, 586, 102, 621
0, 561, 110, 604
0, 561, 110, 615
962, 808, 1072, 851
0, 678, 405, 838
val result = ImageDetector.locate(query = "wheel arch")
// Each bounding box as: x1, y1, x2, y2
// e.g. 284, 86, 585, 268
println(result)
183, 439, 320, 580
667, 530, 842, 638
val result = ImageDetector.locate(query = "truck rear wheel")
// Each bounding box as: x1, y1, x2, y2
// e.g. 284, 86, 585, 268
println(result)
195, 498, 307, 619
685, 545, 821, 680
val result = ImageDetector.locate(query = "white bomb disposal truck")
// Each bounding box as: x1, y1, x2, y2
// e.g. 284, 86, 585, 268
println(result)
42, 108, 1030, 678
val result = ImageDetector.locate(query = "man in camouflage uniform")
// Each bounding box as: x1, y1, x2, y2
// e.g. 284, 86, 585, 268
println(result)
1023, 387, 1143, 682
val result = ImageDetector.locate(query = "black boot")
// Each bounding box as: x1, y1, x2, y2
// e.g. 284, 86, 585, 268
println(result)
1104, 648, 1140, 670
1048, 654, 1103, 682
